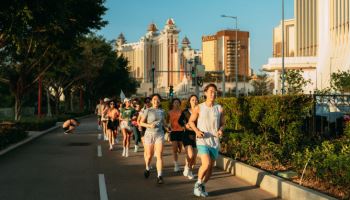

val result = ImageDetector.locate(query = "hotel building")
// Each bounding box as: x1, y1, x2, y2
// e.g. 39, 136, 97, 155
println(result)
263, 0, 350, 94
202, 30, 251, 80
116, 19, 200, 96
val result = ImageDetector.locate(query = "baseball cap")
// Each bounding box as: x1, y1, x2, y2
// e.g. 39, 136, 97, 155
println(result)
123, 98, 130, 103
104, 98, 111, 102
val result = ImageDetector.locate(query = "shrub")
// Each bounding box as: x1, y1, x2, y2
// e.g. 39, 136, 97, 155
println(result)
292, 139, 350, 197
0, 126, 28, 150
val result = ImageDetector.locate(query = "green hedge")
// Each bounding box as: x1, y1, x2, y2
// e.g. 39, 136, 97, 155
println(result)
2, 111, 90, 131
0, 126, 28, 150
218, 95, 349, 199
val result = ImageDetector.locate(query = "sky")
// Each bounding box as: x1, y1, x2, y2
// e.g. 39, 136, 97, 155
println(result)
96, 0, 294, 74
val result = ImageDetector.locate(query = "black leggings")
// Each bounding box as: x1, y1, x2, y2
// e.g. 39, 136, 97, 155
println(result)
132, 126, 141, 145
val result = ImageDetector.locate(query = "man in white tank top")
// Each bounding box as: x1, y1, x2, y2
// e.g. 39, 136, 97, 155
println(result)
189, 83, 225, 197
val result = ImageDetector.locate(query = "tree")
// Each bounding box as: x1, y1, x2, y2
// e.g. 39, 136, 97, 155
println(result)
331, 70, 350, 94
0, 0, 107, 120
251, 73, 273, 96
284, 69, 311, 94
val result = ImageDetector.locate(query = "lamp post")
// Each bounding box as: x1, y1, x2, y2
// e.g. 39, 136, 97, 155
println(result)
281, 0, 286, 95
221, 14, 238, 97
152, 62, 155, 94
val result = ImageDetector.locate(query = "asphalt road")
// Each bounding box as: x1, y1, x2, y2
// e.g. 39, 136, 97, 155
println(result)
0, 117, 278, 200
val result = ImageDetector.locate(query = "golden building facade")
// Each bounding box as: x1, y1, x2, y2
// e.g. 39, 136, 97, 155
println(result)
202, 30, 250, 79
116, 19, 180, 93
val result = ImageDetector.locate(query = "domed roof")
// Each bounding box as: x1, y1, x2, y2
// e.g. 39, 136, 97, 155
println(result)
117, 33, 125, 40
147, 23, 158, 32
182, 36, 190, 44
166, 18, 175, 25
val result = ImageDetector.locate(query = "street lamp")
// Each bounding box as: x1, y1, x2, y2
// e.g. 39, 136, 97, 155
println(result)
221, 14, 238, 98
281, 0, 286, 95
152, 62, 155, 94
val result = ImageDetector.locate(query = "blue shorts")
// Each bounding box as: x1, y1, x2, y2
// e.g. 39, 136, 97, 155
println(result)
197, 145, 219, 160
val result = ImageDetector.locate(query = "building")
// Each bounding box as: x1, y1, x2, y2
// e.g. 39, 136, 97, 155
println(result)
273, 19, 295, 57
263, 0, 349, 94
202, 30, 251, 81
117, 19, 197, 97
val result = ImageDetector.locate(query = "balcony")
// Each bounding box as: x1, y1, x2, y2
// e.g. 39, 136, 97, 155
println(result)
262, 56, 318, 72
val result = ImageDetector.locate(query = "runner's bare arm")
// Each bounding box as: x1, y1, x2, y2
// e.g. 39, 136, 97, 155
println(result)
188, 105, 203, 137
139, 115, 155, 129
217, 108, 225, 137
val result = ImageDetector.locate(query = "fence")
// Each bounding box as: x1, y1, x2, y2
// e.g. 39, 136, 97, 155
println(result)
304, 95, 350, 138
0, 107, 35, 118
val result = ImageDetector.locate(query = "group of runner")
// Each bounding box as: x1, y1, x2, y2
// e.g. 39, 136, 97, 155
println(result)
95, 83, 225, 197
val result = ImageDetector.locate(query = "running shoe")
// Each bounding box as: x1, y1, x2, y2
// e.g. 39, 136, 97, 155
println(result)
187, 170, 194, 180
134, 145, 139, 152
183, 167, 189, 177
201, 184, 209, 197
144, 170, 150, 178
122, 149, 126, 157
157, 176, 164, 184
174, 164, 180, 172
193, 182, 206, 197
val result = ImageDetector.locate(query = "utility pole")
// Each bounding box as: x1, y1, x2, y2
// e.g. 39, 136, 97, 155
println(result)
281, 0, 285, 95
152, 62, 155, 94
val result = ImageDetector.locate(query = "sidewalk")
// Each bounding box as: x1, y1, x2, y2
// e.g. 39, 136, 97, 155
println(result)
0, 115, 92, 156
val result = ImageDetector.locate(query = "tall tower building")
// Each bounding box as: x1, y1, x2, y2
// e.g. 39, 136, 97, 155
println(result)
263, 0, 349, 93
295, 0, 318, 57
202, 30, 250, 80
116, 18, 196, 96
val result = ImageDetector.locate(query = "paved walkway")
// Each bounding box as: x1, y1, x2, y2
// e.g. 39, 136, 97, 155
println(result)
0, 116, 278, 200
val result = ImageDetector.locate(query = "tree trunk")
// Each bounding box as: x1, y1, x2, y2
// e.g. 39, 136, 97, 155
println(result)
46, 89, 52, 117
70, 90, 74, 112
14, 94, 22, 121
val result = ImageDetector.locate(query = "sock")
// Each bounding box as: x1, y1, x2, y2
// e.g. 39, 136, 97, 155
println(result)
197, 179, 203, 184
174, 161, 178, 166
146, 165, 149, 170
157, 170, 162, 177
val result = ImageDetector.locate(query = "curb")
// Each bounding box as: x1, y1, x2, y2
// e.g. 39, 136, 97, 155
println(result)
215, 155, 337, 200
0, 125, 61, 156
0, 114, 93, 156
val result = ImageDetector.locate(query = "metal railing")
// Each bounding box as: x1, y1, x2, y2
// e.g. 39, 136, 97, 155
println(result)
305, 94, 350, 139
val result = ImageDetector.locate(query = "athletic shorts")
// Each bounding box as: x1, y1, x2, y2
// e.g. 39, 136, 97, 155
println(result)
182, 131, 196, 148
140, 127, 146, 137
120, 121, 132, 131
144, 133, 164, 145
170, 131, 183, 142
107, 120, 119, 131
197, 145, 219, 160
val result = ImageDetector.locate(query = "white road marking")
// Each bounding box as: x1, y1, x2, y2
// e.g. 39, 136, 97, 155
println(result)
98, 174, 108, 200
97, 145, 102, 157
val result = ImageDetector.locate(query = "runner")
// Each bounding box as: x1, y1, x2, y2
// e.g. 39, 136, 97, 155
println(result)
119, 98, 136, 157
178, 94, 198, 180
137, 97, 152, 168
131, 101, 141, 152
107, 101, 120, 150
95, 99, 103, 130
101, 98, 110, 141
139, 94, 168, 184
188, 83, 225, 197
137, 97, 152, 145
62, 118, 80, 134
167, 98, 184, 172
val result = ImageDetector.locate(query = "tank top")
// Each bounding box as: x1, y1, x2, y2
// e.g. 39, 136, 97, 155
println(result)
196, 102, 222, 148
168, 109, 183, 131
